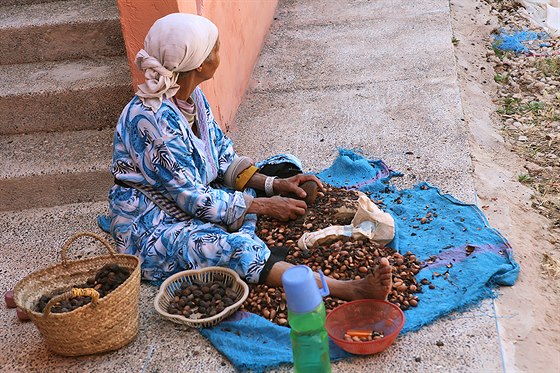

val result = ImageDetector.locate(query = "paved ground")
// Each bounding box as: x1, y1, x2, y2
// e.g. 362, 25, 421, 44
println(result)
1, 0, 509, 372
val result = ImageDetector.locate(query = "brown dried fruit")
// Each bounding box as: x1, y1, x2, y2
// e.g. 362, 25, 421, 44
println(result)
241, 185, 423, 325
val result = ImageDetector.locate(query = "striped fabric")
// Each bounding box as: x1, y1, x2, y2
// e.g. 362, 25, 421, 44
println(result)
108, 87, 302, 283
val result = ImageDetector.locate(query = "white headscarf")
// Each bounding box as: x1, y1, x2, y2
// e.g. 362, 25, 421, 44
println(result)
135, 13, 219, 112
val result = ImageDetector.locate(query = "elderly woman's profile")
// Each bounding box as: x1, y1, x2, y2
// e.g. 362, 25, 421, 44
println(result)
105, 13, 391, 300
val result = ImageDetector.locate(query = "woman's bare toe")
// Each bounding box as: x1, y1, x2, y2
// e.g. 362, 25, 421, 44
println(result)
352, 257, 392, 300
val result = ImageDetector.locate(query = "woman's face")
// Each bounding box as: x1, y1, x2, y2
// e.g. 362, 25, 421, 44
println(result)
199, 37, 220, 80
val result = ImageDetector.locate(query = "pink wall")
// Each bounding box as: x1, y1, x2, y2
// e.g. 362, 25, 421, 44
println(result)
117, 0, 278, 132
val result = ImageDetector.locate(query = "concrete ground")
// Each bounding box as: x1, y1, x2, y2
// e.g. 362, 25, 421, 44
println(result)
1, 0, 509, 372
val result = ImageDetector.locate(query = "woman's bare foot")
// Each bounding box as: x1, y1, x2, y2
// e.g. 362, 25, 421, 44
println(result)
265, 258, 393, 301
348, 257, 393, 300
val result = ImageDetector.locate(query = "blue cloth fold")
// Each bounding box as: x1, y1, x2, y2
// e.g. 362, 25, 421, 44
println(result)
200, 312, 351, 373
97, 214, 111, 233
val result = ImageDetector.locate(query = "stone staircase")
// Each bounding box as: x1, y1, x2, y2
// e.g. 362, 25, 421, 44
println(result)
0, 0, 132, 211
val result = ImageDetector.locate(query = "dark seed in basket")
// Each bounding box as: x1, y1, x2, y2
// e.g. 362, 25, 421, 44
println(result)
35, 263, 131, 313
167, 278, 239, 320
222, 297, 234, 307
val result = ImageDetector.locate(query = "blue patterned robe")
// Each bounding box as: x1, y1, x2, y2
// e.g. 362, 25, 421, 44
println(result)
108, 88, 278, 283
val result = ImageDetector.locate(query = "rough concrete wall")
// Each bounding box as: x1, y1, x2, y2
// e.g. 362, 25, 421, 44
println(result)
116, 0, 278, 131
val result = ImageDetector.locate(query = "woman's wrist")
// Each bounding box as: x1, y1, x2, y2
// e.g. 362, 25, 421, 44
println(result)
246, 197, 267, 215
264, 176, 277, 196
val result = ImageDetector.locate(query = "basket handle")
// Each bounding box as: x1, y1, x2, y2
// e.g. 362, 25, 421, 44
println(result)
61, 232, 116, 265
43, 288, 101, 317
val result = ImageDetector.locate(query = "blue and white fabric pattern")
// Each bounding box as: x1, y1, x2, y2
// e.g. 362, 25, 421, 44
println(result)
107, 87, 300, 283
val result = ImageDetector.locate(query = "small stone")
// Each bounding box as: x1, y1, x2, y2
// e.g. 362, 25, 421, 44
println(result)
16, 308, 31, 322
525, 163, 544, 175
518, 135, 528, 142
415, 357, 422, 362
436, 341, 444, 347
4, 290, 16, 309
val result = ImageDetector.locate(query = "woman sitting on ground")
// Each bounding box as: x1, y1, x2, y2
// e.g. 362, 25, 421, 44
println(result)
106, 13, 391, 300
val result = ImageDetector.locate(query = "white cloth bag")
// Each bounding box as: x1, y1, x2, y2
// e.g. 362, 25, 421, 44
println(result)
298, 194, 395, 250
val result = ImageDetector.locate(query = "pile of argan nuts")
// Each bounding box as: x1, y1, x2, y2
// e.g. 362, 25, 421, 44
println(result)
36, 263, 131, 313
166, 276, 239, 319
242, 185, 428, 326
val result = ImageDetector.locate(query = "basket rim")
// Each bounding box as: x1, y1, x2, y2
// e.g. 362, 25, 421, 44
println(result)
154, 267, 249, 327
14, 253, 140, 315
325, 299, 405, 346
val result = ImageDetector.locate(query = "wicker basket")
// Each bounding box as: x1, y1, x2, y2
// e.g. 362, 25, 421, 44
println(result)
13, 232, 141, 356
154, 267, 249, 328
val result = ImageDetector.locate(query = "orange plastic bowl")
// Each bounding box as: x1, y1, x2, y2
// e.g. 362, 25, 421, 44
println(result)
325, 299, 405, 355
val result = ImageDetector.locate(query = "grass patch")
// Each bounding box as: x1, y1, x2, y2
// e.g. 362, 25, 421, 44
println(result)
526, 100, 546, 114
452, 36, 459, 46
497, 97, 546, 116
497, 96, 521, 115
536, 57, 560, 77
518, 174, 532, 183
494, 73, 509, 84
490, 39, 514, 61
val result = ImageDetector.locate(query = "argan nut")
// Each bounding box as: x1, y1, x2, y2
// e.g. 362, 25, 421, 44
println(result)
410, 299, 418, 307
358, 266, 368, 273
397, 284, 407, 292
4, 291, 16, 309
409, 284, 417, 292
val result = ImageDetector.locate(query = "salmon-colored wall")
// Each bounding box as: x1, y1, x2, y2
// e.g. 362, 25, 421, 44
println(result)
116, 0, 278, 132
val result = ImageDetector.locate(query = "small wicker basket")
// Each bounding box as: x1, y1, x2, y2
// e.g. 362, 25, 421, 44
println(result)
13, 232, 141, 356
154, 267, 249, 328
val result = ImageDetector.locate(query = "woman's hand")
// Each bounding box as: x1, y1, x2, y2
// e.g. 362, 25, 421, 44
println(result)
274, 174, 325, 199
247, 196, 307, 221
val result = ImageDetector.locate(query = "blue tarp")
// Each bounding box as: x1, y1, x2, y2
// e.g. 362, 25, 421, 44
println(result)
493, 29, 549, 53
200, 149, 519, 372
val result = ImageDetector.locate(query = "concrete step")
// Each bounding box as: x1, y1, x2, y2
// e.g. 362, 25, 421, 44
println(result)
0, 56, 133, 135
0, 0, 124, 65
0, 0, 60, 7
0, 128, 114, 211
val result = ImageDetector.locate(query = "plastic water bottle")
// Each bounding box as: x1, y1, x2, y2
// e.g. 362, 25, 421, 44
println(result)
282, 265, 331, 373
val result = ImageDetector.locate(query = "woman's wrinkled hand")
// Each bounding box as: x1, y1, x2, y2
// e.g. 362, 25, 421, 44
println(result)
265, 196, 307, 221
274, 174, 325, 199
248, 196, 307, 221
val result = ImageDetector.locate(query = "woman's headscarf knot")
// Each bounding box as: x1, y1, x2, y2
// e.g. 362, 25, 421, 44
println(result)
135, 13, 218, 111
